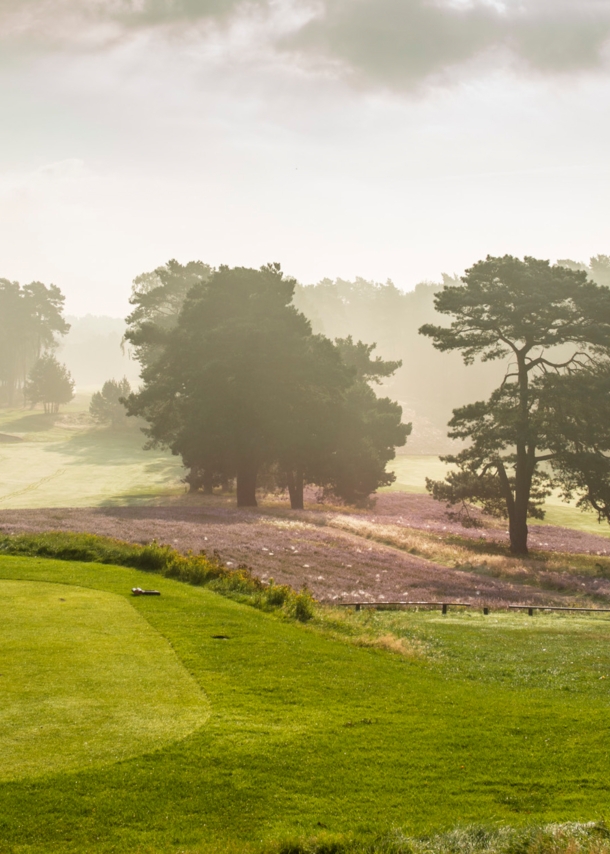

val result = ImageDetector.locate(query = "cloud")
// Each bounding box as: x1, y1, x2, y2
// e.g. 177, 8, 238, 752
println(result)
2, 0, 610, 89
284, 0, 610, 89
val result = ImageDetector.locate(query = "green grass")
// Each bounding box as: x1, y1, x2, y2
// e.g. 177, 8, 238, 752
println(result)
0, 400, 184, 507
0, 579, 209, 781
2, 553, 610, 853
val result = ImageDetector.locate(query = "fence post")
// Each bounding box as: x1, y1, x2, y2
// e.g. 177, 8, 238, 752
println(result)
442, 603, 448, 615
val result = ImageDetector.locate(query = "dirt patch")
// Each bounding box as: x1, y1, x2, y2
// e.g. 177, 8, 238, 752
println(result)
2, 494, 610, 608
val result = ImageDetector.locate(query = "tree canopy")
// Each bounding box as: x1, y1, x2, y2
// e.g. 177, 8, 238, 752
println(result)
125, 263, 409, 507
420, 255, 610, 554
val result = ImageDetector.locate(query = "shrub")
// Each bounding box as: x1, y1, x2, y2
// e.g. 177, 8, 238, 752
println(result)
292, 587, 315, 622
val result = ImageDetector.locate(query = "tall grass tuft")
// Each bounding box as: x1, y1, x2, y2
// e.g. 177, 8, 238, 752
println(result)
272, 823, 610, 854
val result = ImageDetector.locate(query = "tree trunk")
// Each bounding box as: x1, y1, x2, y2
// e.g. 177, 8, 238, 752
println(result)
505, 352, 535, 556
510, 446, 533, 555
236, 464, 258, 507
202, 471, 214, 495
287, 470, 304, 510
508, 508, 529, 555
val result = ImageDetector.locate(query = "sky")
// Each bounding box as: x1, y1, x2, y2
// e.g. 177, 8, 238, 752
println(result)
1, 0, 610, 316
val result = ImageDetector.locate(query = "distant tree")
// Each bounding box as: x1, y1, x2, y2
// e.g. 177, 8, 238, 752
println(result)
25, 355, 75, 414
89, 378, 132, 428
124, 259, 212, 370
420, 255, 610, 555
0, 279, 70, 406
540, 365, 610, 524
317, 337, 410, 505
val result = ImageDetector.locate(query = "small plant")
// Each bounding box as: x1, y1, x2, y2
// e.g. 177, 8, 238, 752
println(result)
292, 587, 315, 622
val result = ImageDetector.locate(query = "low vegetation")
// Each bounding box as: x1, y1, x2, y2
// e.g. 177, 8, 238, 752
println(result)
2, 549, 610, 852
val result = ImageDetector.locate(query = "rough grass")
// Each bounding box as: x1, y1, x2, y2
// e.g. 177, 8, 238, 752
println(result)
325, 514, 610, 595
0, 531, 316, 621
2, 552, 610, 852
386, 456, 609, 538
0, 579, 209, 781
273, 822, 610, 854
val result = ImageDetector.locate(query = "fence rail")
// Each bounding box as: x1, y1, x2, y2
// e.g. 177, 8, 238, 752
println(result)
331, 601, 610, 617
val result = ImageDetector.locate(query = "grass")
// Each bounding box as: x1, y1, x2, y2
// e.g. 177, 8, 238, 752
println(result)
0, 399, 185, 507
2, 549, 610, 852
0, 579, 209, 781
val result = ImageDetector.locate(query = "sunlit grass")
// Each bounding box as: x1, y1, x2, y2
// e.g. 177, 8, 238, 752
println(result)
0, 578, 209, 781
2, 553, 610, 852
0, 399, 185, 508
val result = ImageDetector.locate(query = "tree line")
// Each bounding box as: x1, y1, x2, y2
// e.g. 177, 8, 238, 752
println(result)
5, 253, 610, 547
0, 278, 71, 408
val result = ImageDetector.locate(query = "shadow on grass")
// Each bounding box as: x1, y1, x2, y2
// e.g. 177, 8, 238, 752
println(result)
0, 412, 58, 433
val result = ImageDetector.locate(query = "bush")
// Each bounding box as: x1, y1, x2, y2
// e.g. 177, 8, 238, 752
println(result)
292, 588, 315, 622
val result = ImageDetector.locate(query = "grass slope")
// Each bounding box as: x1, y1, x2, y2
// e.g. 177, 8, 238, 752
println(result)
1, 554, 610, 853
0, 579, 209, 782
0, 402, 184, 508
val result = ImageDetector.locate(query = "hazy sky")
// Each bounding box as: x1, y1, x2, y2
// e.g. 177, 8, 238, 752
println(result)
1, 0, 610, 315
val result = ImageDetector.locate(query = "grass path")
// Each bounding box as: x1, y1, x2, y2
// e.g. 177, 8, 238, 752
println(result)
1, 554, 610, 852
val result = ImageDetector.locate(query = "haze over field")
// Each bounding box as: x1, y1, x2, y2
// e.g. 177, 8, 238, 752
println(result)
1, 0, 610, 317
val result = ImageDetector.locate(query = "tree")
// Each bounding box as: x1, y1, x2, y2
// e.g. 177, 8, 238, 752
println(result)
540, 365, 610, 524
25, 355, 75, 414
0, 279, 70, 406
124, 264, 409, 508
316, 337, 410, 505
89, 378, 132, 428
420, 255, 610, 555
124, 264, 349, 506
124, 259, 212, 370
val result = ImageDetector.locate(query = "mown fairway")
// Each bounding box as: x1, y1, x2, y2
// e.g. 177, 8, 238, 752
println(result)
0, 401, 184, 508
1, 580, 209, 781
1, 554, 610, 853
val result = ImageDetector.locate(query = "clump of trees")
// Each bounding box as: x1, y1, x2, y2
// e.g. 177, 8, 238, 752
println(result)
0, 278, 70, 407
124, 261, 410, 507
89, 378, 133, 428
421, 255, 610, 555
25, 355, 75, 414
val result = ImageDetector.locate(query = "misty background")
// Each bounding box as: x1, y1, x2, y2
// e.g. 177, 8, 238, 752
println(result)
54, 254, 608, 454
